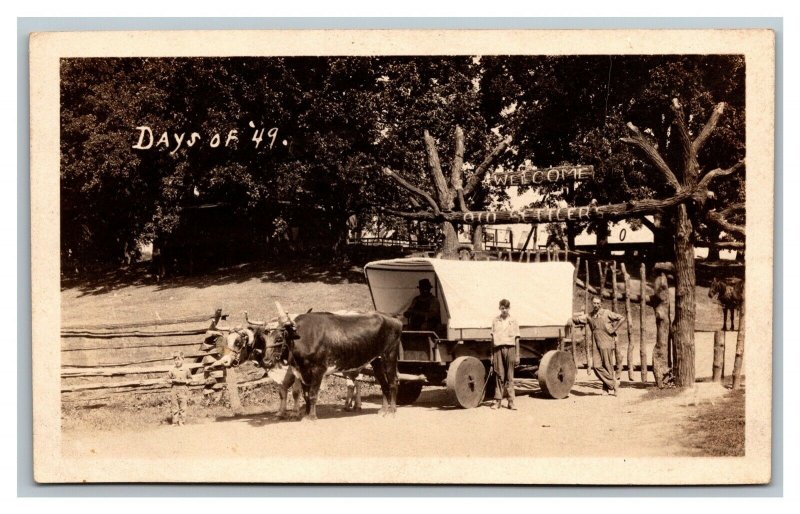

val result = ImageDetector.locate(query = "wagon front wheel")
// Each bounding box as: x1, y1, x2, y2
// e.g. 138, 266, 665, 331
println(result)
537, 350, 577, 399
446, 356, 486, 409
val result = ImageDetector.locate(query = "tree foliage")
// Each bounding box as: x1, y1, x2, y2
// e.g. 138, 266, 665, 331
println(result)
61, 55, 745, 271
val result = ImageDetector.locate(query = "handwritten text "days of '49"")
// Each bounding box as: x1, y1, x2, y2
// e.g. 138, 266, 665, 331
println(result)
131, 124, 281, 154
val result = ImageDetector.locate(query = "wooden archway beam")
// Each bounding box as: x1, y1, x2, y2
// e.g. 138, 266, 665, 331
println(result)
380, 160, 743, 225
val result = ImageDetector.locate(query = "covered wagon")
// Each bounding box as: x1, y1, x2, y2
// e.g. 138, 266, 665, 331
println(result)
363, 257, 578, 408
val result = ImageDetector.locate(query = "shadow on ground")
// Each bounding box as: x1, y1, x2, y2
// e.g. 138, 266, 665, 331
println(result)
63, 259, 369, 297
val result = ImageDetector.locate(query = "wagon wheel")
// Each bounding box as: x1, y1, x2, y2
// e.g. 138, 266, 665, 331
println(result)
446, 356, 486, 409
396, 382, 424, 405
537, 350, 577, 399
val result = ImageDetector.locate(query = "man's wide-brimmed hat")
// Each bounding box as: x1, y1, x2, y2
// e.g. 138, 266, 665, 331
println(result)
418, 278, 433, 290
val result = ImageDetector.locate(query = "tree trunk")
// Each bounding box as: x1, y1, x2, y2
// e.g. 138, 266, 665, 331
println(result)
706, 230, 721, 262
673, 205, 696, 387
441, 221, 460, 259
652, 272, 670, 388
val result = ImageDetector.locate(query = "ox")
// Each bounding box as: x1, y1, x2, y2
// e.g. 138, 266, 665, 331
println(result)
210, 305, 401, 420
708, 277, 744, 331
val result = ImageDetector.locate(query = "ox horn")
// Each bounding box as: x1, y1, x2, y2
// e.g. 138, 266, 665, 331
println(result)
244, 311, 266, 326
274, 301, 292, 326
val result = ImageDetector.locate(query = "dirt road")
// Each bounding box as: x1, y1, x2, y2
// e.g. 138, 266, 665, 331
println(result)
62, 374, 715, 461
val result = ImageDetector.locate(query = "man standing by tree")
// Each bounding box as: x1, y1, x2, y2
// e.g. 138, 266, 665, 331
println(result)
574, 296, 626, 396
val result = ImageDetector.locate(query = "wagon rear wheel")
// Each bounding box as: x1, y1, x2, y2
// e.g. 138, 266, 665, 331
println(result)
446, 356, 486, 409
537, 350, 577, 399
396, 382, 424, 405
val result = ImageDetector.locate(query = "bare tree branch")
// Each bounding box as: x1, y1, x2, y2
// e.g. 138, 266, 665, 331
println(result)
424, 130, 452, 209
670, 98, 699, 184
697, 160, 745, 191
693, 102, 726, 155
621, 123, 682, 190
705, 202, 746, 239
451, 126, 466, 212
463, 135, 512, 197
457, 189, 468, 213
382, 168, 441, 215
377, 206, 441, 221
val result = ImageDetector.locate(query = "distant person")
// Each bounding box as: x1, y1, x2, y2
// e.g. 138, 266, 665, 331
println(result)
168, 351, 191, 425
573, 296, 626, 396
490, 299, 521, 410
404, 278, 441, 331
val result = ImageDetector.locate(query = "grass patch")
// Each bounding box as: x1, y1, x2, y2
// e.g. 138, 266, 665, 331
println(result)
682, 389, 745, 456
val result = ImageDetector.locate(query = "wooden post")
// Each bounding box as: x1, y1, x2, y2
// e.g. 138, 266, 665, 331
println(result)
535, 247, 541, 262
712, 330, 725, 382
639, 263, 647, 383
732, 300, 745, 389
611, 261, 619, 312
585, 259, 593, 372
611, 261, 621, 377
526, 249, 530, 263
651, 272, 670, 388
225, 367, 242, 414
621, 263, 634, 381
571, 258, 580, 366
597, 262, 605, 304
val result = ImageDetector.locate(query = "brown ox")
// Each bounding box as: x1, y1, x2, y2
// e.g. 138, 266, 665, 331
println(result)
210, 306, 400, 420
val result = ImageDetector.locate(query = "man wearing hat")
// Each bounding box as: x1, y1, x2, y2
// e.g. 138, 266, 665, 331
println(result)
404, 278, 441, 331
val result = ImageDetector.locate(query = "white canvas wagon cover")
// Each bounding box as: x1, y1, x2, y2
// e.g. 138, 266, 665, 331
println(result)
364, 258, 574, 331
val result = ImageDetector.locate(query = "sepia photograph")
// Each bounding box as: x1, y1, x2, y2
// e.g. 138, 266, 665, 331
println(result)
30, 29, 775, 484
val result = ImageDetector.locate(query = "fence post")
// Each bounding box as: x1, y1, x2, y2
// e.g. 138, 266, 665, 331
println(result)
611, 261, 621, 377
225, 367, 242, 414
621, 263, 634, 381
712, 330, 725, 382
639, 263, 647, 384
571, 258, 579, 366
585, 259, 593, 372
732, 300, 746, 389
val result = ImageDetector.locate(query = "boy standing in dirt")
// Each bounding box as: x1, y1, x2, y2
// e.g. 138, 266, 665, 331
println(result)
490, 299, 521, 410
168, 351, 191, 425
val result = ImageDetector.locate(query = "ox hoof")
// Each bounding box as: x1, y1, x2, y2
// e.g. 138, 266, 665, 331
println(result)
344, 405, 352, 412
354, 405, 362, 412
